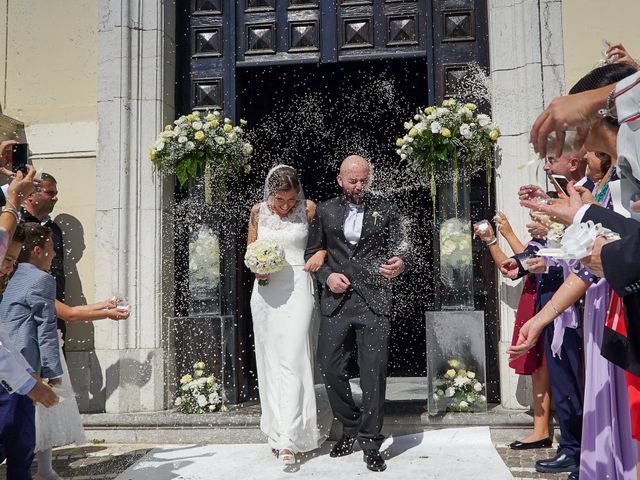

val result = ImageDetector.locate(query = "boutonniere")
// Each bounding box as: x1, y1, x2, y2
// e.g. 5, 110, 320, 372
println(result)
372, 211, 383, 226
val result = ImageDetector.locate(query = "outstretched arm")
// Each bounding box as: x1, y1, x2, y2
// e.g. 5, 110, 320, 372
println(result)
507, 272, 590, 359
55, 299, 130, 323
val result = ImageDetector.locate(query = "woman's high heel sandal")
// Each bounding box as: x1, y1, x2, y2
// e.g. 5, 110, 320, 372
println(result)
279, 448, 295, 465
271, 448, 280, 457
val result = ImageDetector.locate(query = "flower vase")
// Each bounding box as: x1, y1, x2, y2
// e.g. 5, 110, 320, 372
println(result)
435, 172, 474, 310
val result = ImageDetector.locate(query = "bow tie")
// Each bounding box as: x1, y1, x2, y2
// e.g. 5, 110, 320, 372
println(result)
347, 203, 365, 213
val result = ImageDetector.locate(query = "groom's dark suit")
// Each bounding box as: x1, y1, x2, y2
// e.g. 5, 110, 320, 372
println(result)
305, 195, 408, 450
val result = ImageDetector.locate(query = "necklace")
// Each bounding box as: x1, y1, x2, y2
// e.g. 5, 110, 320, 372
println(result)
594, 180, 609, 204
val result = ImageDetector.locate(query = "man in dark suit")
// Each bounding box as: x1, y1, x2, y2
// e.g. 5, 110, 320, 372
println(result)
305, 155, 408, 473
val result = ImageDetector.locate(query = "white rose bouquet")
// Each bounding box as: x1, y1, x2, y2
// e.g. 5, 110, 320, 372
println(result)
149, 110, 254, 188
396, 99, 499, 187
174, 361, 227, 414
432, 358, 486, 413
244, 239, 286, 286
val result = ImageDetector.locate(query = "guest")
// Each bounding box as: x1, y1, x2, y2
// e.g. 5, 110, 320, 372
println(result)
474, 214, 552, 450
0, 218, 62, 479
515, 62, 640, 480
21, 173, 66, 342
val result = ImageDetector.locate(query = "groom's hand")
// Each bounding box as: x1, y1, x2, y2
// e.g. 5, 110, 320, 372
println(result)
379, 257, 405, 279
327, 273, 351, 294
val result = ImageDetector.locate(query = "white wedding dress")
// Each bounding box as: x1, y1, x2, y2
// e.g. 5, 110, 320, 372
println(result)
250, 200, 331, 453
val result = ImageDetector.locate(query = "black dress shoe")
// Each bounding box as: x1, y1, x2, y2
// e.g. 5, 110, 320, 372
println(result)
363, 449, 387, 472
509, 437, 552, 450
567, 472, 579, 480
330, 434, 357, 457
535, 452, 578, 473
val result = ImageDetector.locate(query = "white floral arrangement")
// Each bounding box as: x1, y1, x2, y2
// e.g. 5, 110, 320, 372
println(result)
189, 227, 221, 285
396, 99, 500, 187
439, 218, 472, 287
244, 239, 286, 286
432, 358, 487, 413
149, 110, 254, 188
174, 361, 227, 414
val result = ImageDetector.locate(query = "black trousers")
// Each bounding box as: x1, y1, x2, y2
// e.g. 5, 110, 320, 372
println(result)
317, 291, 390, 451
0, 386, 35, 480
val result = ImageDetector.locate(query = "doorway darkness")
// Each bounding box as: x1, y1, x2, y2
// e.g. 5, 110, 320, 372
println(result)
236, 58, 436, 381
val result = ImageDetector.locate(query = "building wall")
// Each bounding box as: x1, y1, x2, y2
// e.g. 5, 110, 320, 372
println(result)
0, 0, 98, 352
562, 0, 640, 90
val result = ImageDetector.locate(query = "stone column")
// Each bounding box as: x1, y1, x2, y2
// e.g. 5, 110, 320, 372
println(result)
90, 0, 176, 412
487, 0, 565, 409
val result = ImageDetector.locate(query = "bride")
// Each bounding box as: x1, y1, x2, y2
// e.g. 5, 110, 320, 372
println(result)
247, 165, 331, 465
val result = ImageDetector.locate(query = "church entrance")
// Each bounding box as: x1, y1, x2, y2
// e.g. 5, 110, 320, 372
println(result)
174, 0, 499, 404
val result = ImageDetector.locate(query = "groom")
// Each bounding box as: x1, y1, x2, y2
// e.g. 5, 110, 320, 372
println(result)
305, 155, 408, 473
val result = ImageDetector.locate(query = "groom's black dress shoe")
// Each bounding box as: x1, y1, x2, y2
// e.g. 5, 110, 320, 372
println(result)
535, 452, 578, 473
329, 434, 357, 457
363, 449, 387, 472
567, 472, 579, 480
508, 437, 552, 450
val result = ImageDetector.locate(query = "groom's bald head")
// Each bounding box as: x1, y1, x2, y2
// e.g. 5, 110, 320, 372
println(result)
340, 155, 369, 176
338, 155, 370, 204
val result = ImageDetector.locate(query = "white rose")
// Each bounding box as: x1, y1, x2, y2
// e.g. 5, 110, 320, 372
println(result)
194, 369, 204, 378
160, 131, 175, 139
436, 389, 444, 396
174, 397, 182, 406
466, 371, 476, 379
477, 114, 490, 127
432, 393, 439, 401
197, 395, 207, 407
215, 137, 225, 145
436, 107, 448, 116
430, 121, 442, 134
186, 141, 195, 151
459, 401, 469, 408
479, 395, 486, 402
445, 387, 455, 398
460, 123, 473, 140
192, 121, 203, 130
208, 392, 220, 404
154, 140, 165, 151
414, 114, 421, 121
473, 382, 483, 392
178, 136, 188, 144
202, 122, 211, 131
205, 113, 215, 121
400, 154, 407, 160
404, 121, 414, 130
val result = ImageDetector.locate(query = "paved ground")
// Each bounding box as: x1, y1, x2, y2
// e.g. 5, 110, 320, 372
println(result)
1, 441, 571, 479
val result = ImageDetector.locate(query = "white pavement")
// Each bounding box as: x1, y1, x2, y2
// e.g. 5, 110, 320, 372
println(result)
116, 426, 513, 480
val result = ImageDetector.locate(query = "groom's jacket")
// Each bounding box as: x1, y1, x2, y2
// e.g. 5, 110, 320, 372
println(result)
305, 195, 409, 317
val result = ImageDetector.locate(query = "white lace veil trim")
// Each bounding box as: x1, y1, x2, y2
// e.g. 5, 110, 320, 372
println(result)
259, 165, 307, 228
262, 164, 306, 204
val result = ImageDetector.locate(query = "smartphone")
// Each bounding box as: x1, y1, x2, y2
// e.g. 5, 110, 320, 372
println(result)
549, 174, 569, 196
10, 143, 28, 174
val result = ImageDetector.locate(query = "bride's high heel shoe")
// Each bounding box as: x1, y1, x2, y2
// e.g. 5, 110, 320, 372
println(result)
271, 448, 279, 457
279, 448, 295, 465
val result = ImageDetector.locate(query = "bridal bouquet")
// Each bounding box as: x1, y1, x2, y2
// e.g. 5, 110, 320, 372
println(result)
396, 99, 499, 185
174, 361, 227, 414
244, 239, 285, 286
149, 110, 254, 188
432, 358, 486, 413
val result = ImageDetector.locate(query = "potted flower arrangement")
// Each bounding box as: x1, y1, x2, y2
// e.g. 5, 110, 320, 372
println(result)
397, 99, 500, 310
431, 358, 487, 413
174, 361, 227, 414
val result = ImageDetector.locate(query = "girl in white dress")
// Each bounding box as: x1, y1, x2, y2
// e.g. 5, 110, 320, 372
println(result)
247, 165, 331, 465
33, 300, 129, 480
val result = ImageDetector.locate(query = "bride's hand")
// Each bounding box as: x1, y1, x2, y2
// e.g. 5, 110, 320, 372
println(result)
304, 251, 326, 272
255, 273, 269, 280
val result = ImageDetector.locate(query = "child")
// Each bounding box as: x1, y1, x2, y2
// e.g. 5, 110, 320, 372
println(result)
0, 222, 62, 479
